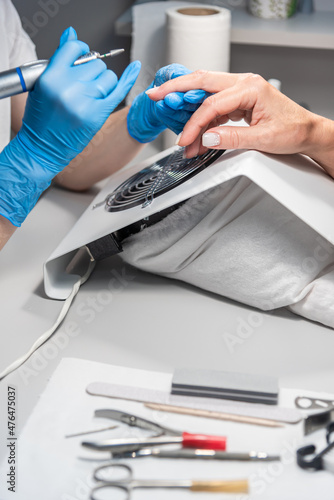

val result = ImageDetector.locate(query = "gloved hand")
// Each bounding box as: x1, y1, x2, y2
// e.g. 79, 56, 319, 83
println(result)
163, 89, 210, 112
0, 27, 141, 227
127, 64, 208, 143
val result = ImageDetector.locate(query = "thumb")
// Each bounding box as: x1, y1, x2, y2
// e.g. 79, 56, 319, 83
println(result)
59, 26, 77, 47
202, 125, 261, 151
103, 60, 141, 111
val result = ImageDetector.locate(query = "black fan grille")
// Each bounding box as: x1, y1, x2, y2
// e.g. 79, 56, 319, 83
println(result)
105, 148, 224, 212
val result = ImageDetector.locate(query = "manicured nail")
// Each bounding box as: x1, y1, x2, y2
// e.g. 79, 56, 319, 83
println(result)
146, 87, 158, 95
202, 133, 220, 147
175, 132, 182, 145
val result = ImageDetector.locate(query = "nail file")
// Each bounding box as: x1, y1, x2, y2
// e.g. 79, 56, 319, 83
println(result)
86, 382, 301, 424
171, 369, 279, 405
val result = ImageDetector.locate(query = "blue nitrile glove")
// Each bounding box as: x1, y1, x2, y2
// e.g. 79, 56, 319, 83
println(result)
127, 64, 208, 143
164, 90, 210, 112
0, 27, 141, 227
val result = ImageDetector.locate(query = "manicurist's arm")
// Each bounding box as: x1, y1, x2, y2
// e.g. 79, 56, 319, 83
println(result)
54, 106, 145, 191
0, 27, 140, 248
0, 215, 16, 250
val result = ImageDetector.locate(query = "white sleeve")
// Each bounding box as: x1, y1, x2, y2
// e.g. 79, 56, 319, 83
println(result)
0, 0, 38, 151
2, 0, 37, 66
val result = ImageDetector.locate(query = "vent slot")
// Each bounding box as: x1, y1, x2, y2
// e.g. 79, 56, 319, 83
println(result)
105, 148, 224, 212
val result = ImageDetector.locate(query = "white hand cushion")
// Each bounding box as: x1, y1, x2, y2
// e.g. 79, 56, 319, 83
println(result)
120, 177, 334, 328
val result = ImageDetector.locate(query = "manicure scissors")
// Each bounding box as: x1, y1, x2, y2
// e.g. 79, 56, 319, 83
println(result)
90, 463, 249, 500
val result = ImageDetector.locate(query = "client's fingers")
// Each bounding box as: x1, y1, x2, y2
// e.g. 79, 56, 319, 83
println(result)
183, 117, 227, 158
202, 124, 263, 151
147, 70, 242, 100
177, 85, 257, 147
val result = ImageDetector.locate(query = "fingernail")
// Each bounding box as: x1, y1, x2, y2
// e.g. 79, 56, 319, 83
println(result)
145, 88, 156, 95
202, 133, 220, 147
175, 132, 182, 145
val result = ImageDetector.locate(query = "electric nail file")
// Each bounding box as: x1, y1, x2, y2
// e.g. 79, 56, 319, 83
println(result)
0, 49, 124, 100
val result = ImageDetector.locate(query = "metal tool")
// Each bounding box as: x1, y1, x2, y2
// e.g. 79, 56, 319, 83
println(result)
65, 425, 117, 439
297, 422, 334, 472
112, 447, 281, 461
82, 432, 227, 454
295, 396, 334, 412
90, 463, 249, 500
295, 396, 334, 435
0, 49, 124, 100
73, 49, 124, 65
304, 410, 334, 435
82, 408, 227, 453
94, 408, 181, 436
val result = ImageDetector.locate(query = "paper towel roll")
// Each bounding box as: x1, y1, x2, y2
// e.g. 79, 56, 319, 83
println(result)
128, 1, 191, 106
165, 6, 231, 72
163, 5, 231, 148
129, 2, 231, 149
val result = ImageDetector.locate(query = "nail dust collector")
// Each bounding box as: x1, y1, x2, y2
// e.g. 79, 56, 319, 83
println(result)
44, 146, 334, 299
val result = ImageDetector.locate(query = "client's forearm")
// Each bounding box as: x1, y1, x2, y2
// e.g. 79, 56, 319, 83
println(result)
55, 107, 146, 191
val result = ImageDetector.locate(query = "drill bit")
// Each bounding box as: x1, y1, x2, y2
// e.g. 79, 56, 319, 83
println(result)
74, 49, 125, 65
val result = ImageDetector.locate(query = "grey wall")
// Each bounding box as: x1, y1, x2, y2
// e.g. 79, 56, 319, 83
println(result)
315, 0, 334, 10
230, 44, 334, 119
11, 0, 135, 77
11, 0, 334, 118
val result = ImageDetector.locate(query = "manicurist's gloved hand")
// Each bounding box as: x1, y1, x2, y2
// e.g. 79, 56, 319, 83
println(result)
0, 27, 141, 227
127, 64, 208, 143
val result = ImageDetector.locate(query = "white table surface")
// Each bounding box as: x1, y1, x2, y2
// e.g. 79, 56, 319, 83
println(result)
2, 357, 334, 500
1, 144, 334, 497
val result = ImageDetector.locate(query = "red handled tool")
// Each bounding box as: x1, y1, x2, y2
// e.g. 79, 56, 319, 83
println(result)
81, 409, 227, 453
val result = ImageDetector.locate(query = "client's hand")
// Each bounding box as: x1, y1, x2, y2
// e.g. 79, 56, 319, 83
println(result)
146, 70, 334, 178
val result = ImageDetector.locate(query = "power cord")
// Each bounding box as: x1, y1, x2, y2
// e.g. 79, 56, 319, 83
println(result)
0, 258, 96, 381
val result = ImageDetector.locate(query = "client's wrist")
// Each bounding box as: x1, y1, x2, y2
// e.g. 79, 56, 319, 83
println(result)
303, 113, 334, 178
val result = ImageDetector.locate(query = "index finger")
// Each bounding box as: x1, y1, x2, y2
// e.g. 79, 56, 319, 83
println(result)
50, 39, 90, 68
146, 70, 242, 101
178, 84, 256, 146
